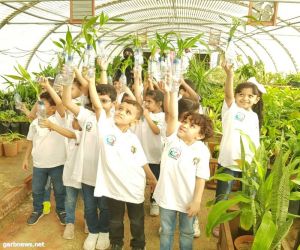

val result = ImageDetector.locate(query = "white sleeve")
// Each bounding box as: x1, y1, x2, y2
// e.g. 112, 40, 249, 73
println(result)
76, 106, 93, 128
195, 146, 210, 180
27, 120, 37, 141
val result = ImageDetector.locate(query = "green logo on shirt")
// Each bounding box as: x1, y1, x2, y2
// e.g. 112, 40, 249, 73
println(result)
168, 147, 181, 160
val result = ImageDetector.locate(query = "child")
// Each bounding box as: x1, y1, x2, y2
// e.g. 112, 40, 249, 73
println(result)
22, 86, 67, 226
153, 80, 213, 250
88, 75, 157, 250
62, 70, 116, 249
132, 70, 165, 216
213, 62, 265, 236
39, 109, 83, 240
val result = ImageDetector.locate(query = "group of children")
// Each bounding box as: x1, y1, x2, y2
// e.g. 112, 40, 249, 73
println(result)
21, 52, 265, 250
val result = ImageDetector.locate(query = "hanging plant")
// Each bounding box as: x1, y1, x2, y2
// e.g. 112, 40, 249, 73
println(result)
120, 57, 133, 74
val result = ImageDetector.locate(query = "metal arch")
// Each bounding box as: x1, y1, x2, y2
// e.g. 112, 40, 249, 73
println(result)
96, 4, 297, 71
0, 1, 39, 30
105, 23, 267, 69
25, 22, 67, 69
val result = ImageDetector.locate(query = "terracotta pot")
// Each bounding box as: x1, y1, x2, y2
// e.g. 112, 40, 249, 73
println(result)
3, 141, 18, 157
17, 139, 27, 152
234, 235, 254, 250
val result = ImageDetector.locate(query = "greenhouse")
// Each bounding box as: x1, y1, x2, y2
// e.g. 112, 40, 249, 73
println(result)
0, 1, 299, 250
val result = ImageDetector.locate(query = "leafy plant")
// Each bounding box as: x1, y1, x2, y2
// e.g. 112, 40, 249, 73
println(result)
115, 33, 143, 49
0, 131, 24, 143
172, 33, 207, 58
206, 136, 300, 250
107, 56, 122, 77
154, 32, 172, 57
120, 57, 133, 74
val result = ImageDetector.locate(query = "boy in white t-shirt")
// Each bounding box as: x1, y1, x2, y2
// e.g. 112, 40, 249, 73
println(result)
88, 76, 157, 250
153, 81, 213, 250
62, 78, 116, 250
22, 89, 67, 226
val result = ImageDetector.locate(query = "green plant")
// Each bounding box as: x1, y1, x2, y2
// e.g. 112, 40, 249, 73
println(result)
154, 32, 172, 57
185, 57, 220, 97
172, 33, 206, 58
120, 57, 133, 74
0, 132, 24, 143
107, 56, 122, 77
115, 33, 143, 49
206, 136, 300, 250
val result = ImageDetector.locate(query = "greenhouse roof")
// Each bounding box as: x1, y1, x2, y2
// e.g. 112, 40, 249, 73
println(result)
0, 0, 300, 83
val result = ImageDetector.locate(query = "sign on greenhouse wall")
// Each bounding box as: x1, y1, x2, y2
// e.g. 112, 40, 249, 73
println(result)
69, 0, 95, 24
248, 1, 278, 26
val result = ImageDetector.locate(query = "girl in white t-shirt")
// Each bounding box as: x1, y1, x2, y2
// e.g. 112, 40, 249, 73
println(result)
153, 81, 213, 250
213, 62, 265, 236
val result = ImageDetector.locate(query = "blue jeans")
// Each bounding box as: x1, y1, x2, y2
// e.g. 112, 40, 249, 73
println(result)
159, 207, 194, 250
65, 186, 81, 224
81, 183, 109, 234
43, 176, 51, 202
215, 165, 242, 203
32, 166, 65, 213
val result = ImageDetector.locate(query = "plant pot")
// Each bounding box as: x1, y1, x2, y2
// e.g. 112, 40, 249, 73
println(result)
234, 235, 254, 250
3, 141, 18, 157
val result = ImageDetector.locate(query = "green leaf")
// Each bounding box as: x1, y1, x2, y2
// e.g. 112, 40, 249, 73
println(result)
53, 41, 63, 49
271, 218, 293, 249
109, 17, 124, 22
291, 178, 300, 185
205, 194, 250, 236
210, 173, 242, 182
5, 74, 24, 81
290, 192, 300, 200
17, 64, 31, 81
252, 211, 276, 250
240, 206, 253, 231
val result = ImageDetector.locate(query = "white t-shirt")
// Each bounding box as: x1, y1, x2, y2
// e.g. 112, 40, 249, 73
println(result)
153, 132, 210, 213
72, 107, 100, 186
218, 101, 260, 169
63, 130, 82, 189
132, 112, 166, 164
72, 95, 89, 107
94, 122, 148, 204
27, 112, 66, 168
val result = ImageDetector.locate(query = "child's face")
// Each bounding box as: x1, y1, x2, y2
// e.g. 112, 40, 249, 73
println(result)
41, 98, 56, 116
235, 88, 260, 110
144, 96, 161, 112
114, 102, 137, 127
113, 81, 122, 93
98, 94, 113, 113
71, 84, 81, 99
177, 117, 203, 143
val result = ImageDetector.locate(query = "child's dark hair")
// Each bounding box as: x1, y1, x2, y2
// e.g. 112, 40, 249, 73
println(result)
235, 82, 264, 128
179, 79, 196, 91
122, 99, 143, 120
73, 77, 81, 88
178, 98, 199, 120
121, 93, 130, 102
40, 92, 55, 106
96, 84, 117, 102
145, 89, 164, 107
182, 112, 214, 141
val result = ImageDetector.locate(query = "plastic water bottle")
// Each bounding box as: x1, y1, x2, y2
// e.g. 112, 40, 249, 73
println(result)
96, 39, 106, 60
120, 73, 127, 86
53, 73, 64, 93
225, 43, 236, 65
63, 54, 74, 85
37, 100, 47, 125
14, 93, 22, 110
172, 58, 182, 83
107, 75, 113, 85
84, 45, 95, 78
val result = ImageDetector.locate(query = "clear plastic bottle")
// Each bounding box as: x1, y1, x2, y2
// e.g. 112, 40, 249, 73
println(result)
14, 93, 22, 110
96, 39, 106, 60
120, 73, 127, 86
63, 54, 74, 85
84, 45, 95, 78
37, 100, 47, 125
53, 73, 64, 93
172, 58, 182, 83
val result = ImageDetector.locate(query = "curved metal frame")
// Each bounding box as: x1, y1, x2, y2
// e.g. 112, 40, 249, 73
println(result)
0, 0, 298, 72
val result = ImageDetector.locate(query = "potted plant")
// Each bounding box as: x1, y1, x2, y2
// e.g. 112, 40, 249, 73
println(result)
1, 132, 24, 157
206, 135, 300, 250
